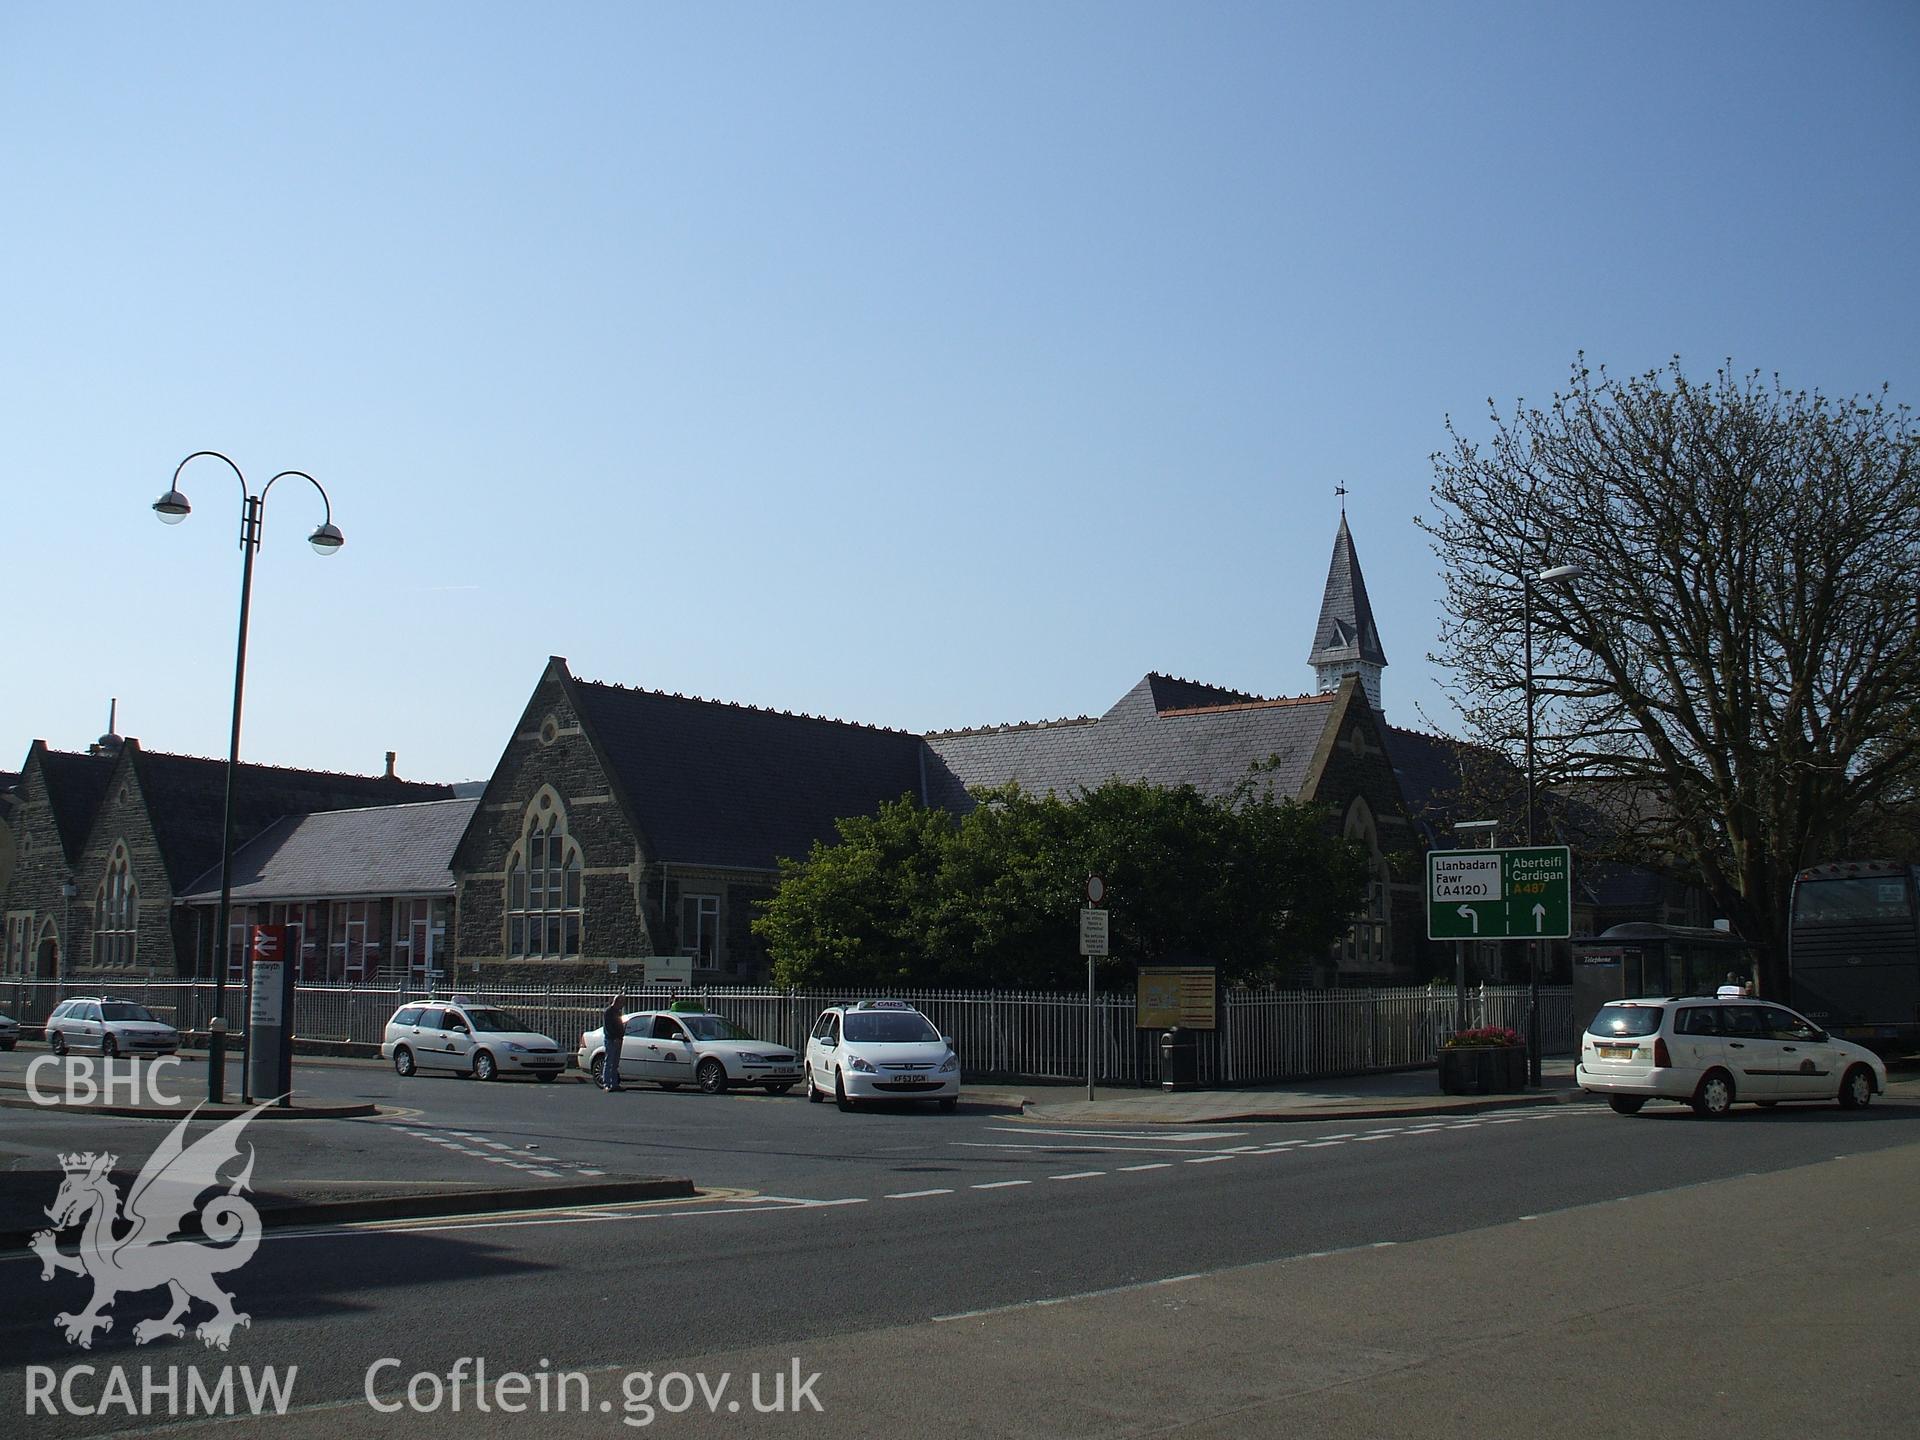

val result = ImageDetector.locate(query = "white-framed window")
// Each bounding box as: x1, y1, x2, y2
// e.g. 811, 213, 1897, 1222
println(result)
4, 913, 31, 976
329, 900, 384, 982
506, 791, 582, 960
680, 893, 719, 967
94, 842, 137, 967
229, 902, 324, 982
393, 898, 447, 985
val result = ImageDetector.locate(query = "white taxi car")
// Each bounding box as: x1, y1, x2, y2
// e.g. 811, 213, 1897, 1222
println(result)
381, 1000, 567, 1081
1577, 994, 1887, 1117
804, 999, 960, 1112
45, 997, 180, 1058
577, 1005, 801, 1094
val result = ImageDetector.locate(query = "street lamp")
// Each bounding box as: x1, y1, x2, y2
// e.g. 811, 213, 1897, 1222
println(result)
1522, 561, 1584, 1085
155, 451, 344, 1103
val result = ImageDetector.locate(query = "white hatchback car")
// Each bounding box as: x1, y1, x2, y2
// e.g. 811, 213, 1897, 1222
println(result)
381, 1000, 567, 1081
577, 1006, 801, 1094
45, 997, 180, 1058
1578, 995, 1888, 1117
804, 999, 961, 1112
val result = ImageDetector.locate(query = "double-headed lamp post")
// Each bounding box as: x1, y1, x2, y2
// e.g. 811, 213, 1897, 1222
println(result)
1522, 561, 1584, 1086
154, 451, 344, 1103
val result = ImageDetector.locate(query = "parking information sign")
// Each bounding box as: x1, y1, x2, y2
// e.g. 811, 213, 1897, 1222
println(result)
1427, 846, 1572, 940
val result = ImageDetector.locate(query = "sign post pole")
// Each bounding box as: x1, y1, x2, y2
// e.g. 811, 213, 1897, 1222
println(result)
1082, 876, 1108, 1102
1428, 846, 1573, 1082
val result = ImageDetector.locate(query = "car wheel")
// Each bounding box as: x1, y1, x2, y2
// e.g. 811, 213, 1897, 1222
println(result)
536, 1071, 557, 1083
101, 1035, 118, 1059
1839, 1065, 1875, 1110
0, 1040, 13, 1051
938, 1095, 958, 1113
835, 1070, 855, 1112
51, 1031, 68, 1057
1691, 1069, 1735, 1117
393, 1046, 416, 1078
472, 1050, 498, 1082
766, 1083, 794, 1095
806, 1066, 823, 1103
697, 1059, 729, 1095
1606, 1095, 1645, 1115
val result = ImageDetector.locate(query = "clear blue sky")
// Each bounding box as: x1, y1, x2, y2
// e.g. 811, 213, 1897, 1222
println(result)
5, 3, 1915, 784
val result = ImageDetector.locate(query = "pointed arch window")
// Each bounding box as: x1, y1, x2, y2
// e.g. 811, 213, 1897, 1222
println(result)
1339, 800, 1391, 974
507, 794, 582, 959
95, 843, 137, 967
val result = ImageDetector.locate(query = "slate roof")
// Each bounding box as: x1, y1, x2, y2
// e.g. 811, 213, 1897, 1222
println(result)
127, 743, 457, 891
1308, 514, 1387, 669
924, 674, 1338, 809
178, 798, 479, 904
566, 675, 927, 870
36, 748, 117, 864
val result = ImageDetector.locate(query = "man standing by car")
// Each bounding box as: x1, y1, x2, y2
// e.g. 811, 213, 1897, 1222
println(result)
602, 995, 627, 1091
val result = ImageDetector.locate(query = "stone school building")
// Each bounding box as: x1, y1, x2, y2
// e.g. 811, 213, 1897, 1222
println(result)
6, 517, 1497, 991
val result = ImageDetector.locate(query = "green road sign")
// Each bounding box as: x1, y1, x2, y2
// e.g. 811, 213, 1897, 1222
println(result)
1427, 846, 1572, 941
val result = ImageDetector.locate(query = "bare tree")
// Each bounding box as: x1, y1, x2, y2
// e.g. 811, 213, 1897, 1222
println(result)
1422, 357, 1920, 992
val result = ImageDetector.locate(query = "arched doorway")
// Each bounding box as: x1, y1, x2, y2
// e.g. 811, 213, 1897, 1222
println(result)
34, 918, 59, 981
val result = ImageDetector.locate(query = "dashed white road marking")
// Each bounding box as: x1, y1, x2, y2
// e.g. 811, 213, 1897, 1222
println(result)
886, 1188, 955, 1199
1050, 1171, 1107, 1181
993, 1126, 1247, 1143
972, 1180, 1032, 1190
1185, 1155, 1233, 1164
1119, 1163, 1173, 1172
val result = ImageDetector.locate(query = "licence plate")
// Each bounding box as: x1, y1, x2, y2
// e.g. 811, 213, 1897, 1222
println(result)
894, 1076, 929, 1085
1597, 1044, 1637, 1060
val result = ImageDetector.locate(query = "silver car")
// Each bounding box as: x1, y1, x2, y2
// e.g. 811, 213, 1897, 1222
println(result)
45, 997, 180, 1058
0, 1011, 18, 1051
380, 1000, 567, 1082
578, 1007, 801, 1095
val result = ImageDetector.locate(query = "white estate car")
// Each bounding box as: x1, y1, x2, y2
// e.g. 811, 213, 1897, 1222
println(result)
577, 1006, 801, 1094
804, 999, 961, 1112
381, 1000, 567, 1081
1577, 995, 1888, 1117
45, 997, 180, 1058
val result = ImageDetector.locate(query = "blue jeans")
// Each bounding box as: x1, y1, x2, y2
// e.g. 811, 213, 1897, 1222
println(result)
603, 1035, 623, 1089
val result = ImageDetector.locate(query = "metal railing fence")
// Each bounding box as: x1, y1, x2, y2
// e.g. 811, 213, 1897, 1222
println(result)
0, 977, 1577, 1087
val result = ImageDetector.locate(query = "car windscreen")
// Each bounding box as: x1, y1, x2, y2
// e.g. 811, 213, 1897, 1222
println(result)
1589, 1004, 1662, 1038
682, 1015, 752, 1041
462, 1008, 524, 1033
101, 1003, 160, 1024
844, 1012, 940, 1044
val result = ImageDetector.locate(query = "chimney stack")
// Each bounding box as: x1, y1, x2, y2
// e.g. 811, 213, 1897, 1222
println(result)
384, 750, 397, 779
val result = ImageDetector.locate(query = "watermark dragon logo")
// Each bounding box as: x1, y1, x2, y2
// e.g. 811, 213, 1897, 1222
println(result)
30, 1103, 268, 1351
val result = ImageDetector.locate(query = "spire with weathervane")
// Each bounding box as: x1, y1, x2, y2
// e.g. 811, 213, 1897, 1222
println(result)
1307, 489, 1387, 715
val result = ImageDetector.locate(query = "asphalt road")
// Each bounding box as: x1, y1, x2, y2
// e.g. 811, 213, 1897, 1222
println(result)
4, 1051, 1919, 1437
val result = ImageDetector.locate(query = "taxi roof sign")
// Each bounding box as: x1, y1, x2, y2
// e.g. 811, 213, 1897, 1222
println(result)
854, 999, 914, 1010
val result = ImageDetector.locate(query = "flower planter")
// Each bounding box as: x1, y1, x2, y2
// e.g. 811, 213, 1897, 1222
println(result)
1438, 1044, 1528, 1095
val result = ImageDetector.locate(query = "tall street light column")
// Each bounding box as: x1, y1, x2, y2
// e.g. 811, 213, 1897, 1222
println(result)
1523, 561, 1584, 1086
154, 452, 344, 1103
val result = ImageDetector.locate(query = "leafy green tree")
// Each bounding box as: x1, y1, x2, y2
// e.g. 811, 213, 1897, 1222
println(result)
1423, 358, 1920, 993
754, 777, 1371, 989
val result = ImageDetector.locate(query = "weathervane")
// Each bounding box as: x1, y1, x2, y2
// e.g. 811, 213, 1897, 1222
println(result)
1335, 482, 1348, 515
